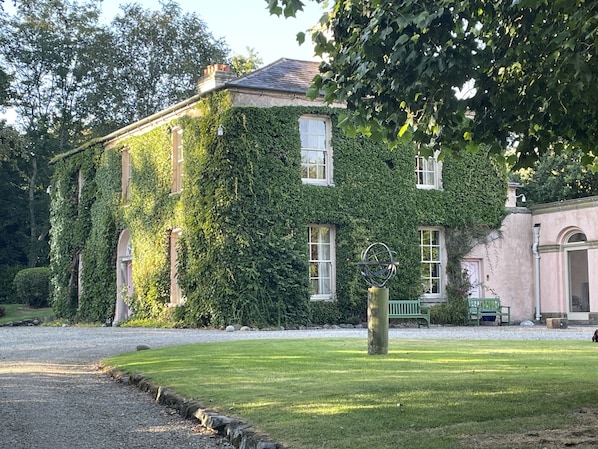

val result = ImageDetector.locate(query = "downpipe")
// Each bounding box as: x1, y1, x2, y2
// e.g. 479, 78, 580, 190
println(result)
532, 223, 541, 321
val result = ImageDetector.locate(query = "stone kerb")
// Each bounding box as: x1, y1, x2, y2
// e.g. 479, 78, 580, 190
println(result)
0, 318, 43, 327
104, 368, 278, 449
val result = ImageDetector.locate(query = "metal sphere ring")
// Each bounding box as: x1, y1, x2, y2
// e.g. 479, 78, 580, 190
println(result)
358, 242, 399, 288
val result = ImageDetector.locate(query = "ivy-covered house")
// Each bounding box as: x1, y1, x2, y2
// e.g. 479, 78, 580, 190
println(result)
49, 59, 507, 327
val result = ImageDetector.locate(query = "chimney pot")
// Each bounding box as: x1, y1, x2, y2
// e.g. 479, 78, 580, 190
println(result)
204, 64, 230, 75
198, 63, 236, 95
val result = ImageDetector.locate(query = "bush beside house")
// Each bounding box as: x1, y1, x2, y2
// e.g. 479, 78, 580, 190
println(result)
13, 267, 50, 308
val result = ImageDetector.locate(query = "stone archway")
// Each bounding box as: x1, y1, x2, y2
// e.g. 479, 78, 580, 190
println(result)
114, 229, 133, 325
564, 231, 590, 320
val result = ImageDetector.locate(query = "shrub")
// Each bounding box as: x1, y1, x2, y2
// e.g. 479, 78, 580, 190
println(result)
0, 264, 25, 304
309, 300, 342, 325
430, 297, 469, 325
0, 305, 4, 317
13, 267, 51, 308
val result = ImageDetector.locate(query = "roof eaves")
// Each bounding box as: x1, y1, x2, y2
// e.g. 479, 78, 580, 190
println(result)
50, 92, 204, 164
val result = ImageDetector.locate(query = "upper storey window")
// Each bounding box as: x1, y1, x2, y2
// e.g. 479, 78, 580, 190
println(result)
171, 127, 183, 193
122, 148, 132, 204
300, 117, 333, 185
415, 152, 442, 190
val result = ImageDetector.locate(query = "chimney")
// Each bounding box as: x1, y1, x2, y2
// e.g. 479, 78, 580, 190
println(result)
197, 63, 237, 95
506, 182, 525, 208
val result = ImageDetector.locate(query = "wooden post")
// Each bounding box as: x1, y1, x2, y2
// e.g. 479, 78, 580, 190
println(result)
368, 287, 389, 355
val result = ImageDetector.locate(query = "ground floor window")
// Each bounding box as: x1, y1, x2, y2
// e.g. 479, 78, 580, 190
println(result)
308, 225, 335, 300
420, 228, 442, 298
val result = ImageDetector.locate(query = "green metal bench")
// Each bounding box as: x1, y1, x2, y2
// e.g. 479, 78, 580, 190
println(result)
468, 297, 510, 326
388, 299, 430, 328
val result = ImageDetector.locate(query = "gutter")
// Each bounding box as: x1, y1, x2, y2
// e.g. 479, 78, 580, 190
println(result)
49, 93, 203, 165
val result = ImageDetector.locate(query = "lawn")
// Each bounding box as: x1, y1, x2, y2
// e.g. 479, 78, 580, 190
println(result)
103, 338, 598, 449
0, 303, 54, 325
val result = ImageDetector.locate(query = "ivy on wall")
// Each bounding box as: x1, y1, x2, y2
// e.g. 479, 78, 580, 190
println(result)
49, 90, 506, 326
50, 145, 121, 321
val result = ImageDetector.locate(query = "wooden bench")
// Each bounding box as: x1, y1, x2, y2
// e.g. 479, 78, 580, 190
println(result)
388, 299, 430, 328
468, 297, 510, 326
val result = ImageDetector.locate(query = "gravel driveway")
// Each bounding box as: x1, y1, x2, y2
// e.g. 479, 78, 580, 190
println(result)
0, 325, 594, 448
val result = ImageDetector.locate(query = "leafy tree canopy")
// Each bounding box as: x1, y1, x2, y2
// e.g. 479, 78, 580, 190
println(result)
231, 47, 263, 76
0, 0, 230, 268
88, 0, 229, 134
518, 150, 598, 205
268, 0, 598, 169
1, 0, 104, 147
0, 68, 10, 107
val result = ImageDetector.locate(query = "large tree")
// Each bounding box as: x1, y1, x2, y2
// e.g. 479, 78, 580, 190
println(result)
1, 0, 103, 149
0, 0, 103, 266
0, 125, 29, 266
0, 0, 231, 267
269, 0, 598, 168
87, 0, 229, 134
0, 10, 28, 275
518, 150, 598, 205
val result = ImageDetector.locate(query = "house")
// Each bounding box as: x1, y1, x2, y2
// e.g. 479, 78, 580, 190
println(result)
49, 58, 507, 327
465, 183, 598, 325
530, 196, 598, 324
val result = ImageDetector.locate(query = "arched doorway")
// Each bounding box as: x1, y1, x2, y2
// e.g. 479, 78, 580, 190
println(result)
114, 230, 133, 325
566, 231, 590, 321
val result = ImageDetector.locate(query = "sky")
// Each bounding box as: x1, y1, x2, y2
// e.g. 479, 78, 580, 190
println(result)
0, 0, 326, 123
100, 0, 327, 65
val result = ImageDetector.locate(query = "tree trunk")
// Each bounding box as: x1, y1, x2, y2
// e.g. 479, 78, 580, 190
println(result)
27, 154, 38, 268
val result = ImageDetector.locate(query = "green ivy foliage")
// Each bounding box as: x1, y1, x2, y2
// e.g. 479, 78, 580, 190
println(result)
50, 151, 88, 319
50, 91, 506, 326
178, 94, 311, 327
77, 148, 121, 321
50, 144, 119, 321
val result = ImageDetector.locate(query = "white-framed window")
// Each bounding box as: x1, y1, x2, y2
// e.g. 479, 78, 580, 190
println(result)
122, 148, 132, 204
77, 169, 84, 203
308, 225, 336, 300
300, 116, 333, 185
415, 152, 442, 189
171, 127, 183, 193
420, 228, 443, 298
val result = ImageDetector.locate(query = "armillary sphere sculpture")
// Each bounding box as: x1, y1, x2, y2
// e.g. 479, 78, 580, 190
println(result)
358, 242, 399, 288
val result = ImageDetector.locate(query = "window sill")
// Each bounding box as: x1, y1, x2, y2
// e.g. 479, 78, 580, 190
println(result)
416, 184, 442, 191
302, 180, 335, 187
310, 295, 335, 302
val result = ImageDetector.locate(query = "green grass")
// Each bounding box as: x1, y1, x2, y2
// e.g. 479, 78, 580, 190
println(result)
103, 338, 598, 449
0, 303, 54, 325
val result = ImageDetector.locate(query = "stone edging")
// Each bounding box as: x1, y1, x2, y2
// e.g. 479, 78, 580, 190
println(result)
102, 366, 279, 449
0, 318, 44, 327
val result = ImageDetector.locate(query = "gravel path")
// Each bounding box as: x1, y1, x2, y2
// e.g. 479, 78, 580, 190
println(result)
0, 325, 594, 448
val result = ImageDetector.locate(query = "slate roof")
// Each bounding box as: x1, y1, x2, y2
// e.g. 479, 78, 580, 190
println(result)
226, 58, 321, 94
